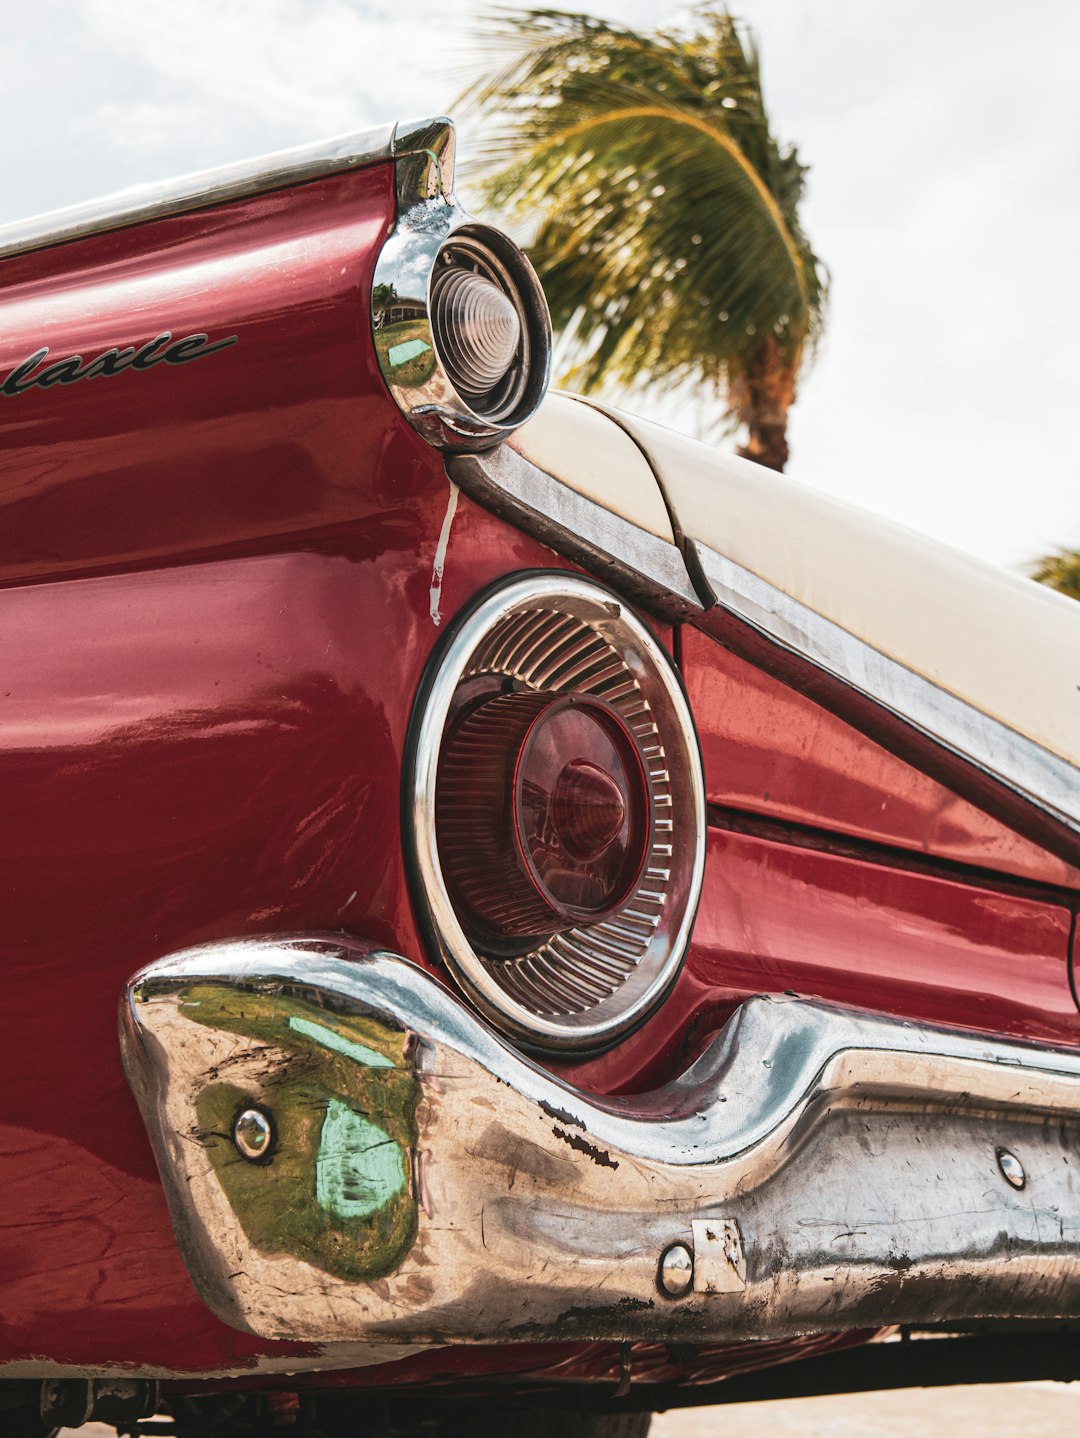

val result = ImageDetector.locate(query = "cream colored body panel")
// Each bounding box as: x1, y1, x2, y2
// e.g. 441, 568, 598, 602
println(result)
508, 392, 675, 543
606, 408, 1080, 773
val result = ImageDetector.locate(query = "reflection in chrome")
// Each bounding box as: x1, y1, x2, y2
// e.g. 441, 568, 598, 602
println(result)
448, 443, 702, 621
123, 935, 1080, 1345
391, 116, 457, 211
408, 573, 706, 1049
659, 1243, 695, 1298
371, 120, 551, 451
996, 1147, 1026, 1190
233, 1108, 273, 1162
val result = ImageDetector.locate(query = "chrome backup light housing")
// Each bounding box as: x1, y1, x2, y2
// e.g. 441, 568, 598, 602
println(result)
372, 118, 552, 451
407, 572, 707, 1051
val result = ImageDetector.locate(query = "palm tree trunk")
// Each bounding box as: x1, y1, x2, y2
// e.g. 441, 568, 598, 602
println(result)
731, 336, 796, 473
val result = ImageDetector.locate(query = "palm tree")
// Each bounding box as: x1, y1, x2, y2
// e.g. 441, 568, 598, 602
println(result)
461, 7, 826, 471
1030, 548, 1080, 600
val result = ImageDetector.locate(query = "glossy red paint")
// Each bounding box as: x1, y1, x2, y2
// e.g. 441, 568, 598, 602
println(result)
691, 605, 1080, 872
553, 636, 1080, 1097
689, 826, 1079, 1047
0, 163, 396, 585
0, 491, 602, 1376
682, 626, 1080, 890
3, 507, 1073, 1374
0, 160, 612, 1377
556, 848, 1080, 1102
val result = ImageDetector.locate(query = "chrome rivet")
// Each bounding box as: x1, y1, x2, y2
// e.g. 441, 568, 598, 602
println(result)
659, 1242, 694, 1298
233, 1108, 273, 1161
996, 1146, 1025, 1190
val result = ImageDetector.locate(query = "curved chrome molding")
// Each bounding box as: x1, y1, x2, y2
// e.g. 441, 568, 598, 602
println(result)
123, 935, 1080, 1346
0, 122, 405, 261
691, 540, 1080, 842
448, 445, 702, 620
392, 116, 457, 208
407, 573, 706, 1049
372, 123, 551, 451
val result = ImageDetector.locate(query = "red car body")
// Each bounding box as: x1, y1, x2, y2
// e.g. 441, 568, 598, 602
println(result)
3, 117, 1080, 1432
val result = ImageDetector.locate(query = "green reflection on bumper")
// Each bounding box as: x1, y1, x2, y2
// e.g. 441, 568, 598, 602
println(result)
186, 983, 419, 1282
316, 1098, 406, 1220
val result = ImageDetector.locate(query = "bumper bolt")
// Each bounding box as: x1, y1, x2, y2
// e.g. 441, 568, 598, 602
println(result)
234, 1107, 273, 1161
659, 1242, 694, 1297
996, 1146, 1026, 1190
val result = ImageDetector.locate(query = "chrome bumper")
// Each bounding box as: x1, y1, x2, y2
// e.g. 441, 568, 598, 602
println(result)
121, 936, 1080, 1345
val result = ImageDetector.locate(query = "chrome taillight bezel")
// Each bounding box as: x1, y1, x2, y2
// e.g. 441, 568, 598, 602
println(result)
406, 572, 706, 1052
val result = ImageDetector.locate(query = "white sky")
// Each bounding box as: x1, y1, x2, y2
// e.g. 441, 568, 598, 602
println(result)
2, 0, 1077, 570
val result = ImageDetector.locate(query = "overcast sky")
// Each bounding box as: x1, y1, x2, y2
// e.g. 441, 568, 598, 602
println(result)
2, 0, 1077, 571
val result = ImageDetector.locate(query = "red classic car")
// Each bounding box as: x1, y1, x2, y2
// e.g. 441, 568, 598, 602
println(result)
3, 117, 1080, 1436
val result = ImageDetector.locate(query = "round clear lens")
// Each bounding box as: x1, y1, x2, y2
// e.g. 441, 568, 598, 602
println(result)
431, 268, 522, 398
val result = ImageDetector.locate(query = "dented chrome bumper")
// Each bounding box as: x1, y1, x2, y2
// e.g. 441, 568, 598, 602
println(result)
121, 936, 1080, 1345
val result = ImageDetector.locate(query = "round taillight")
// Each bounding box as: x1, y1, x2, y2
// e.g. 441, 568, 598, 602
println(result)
407, 573, 707, 1052
437, 692, 652, 945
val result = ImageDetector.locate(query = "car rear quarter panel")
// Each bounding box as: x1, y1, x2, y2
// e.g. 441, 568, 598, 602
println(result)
1, 160, 1078, 1383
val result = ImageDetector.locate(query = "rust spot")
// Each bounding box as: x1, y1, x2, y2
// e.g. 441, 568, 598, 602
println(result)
504, 1295, 654, 1341
552, 1125, 619, 1169
540, 1099, 586, 1130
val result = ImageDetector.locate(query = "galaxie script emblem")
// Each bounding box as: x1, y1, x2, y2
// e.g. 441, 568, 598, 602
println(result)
1, 330, 238, 397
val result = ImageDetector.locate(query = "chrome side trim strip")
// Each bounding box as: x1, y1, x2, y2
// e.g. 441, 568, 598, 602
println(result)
448, 445, 703, 619
123, 936, 1080, 1346
691, 539, 1080, 840
0, 119, 423, 261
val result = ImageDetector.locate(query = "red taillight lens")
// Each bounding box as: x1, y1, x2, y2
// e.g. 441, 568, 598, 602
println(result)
517, 701, 648, 915
551, 760, 626, 861
437, 691, 652, 945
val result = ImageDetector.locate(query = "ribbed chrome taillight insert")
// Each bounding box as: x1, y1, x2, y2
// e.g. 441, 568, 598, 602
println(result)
407, 574, 706, 1051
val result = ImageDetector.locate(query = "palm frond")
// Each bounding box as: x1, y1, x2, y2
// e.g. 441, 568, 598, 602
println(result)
457, 7, 826, 431
1029, 548, 1080, 600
